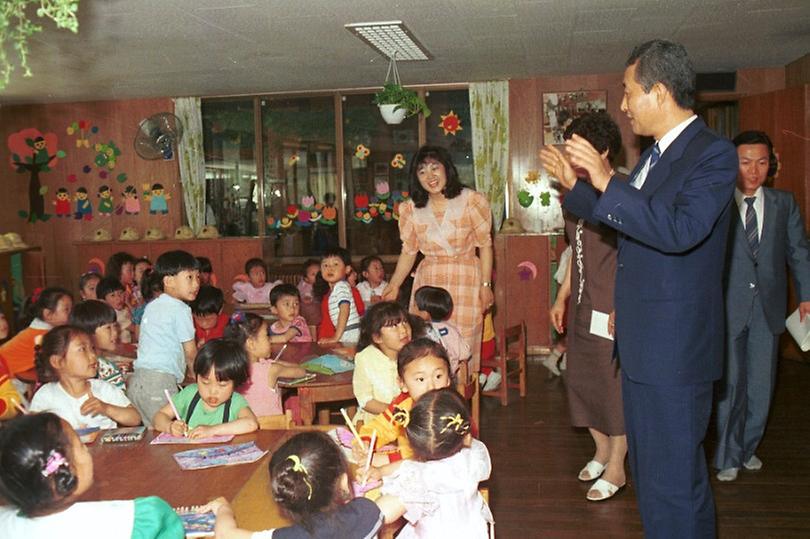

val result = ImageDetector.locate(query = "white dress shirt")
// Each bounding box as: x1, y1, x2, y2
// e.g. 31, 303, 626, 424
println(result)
633, 114, 698, 190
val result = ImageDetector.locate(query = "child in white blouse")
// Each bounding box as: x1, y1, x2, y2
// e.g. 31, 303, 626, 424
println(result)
30, 326, 140, 430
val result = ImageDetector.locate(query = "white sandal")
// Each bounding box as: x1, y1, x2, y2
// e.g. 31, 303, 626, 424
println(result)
577, 460, 606, 482
586, 478, 625, 501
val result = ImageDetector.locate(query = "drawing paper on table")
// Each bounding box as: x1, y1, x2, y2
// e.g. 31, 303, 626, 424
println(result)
173, 442, 268, 470
151, 432, 235, 445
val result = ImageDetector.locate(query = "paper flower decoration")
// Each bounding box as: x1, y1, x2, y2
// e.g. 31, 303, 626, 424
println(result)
518, 190, 534, 208
438, 111, 462, 136
391, 153, 406, 169
525, 170, 540, 184
354, 144, 370, 160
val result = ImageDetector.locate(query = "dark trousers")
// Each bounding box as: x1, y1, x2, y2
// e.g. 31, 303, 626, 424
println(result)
623, 371, 716, 538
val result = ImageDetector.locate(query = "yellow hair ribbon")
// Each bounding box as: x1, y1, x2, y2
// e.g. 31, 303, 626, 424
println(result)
440, 413, 469, 435
286, 455, 313, 500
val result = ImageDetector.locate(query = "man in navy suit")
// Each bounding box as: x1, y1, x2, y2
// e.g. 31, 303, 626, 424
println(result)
715, 131, 810, 481
541, 39, 737, 537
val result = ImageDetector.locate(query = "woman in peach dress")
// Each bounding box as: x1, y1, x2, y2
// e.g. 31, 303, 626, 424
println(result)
383, 145, 493, 371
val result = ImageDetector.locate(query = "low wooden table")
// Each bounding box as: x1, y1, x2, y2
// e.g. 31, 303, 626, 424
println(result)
83, 430, 289, 508
272, 342, 356, 426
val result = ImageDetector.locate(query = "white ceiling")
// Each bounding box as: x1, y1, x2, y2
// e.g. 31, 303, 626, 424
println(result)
1, 0, 809, 105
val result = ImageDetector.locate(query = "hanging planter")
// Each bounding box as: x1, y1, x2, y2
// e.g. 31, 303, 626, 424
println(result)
373, 53, 430, 125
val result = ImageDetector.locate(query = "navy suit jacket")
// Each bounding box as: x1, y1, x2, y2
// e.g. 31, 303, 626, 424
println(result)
564, 118, 737, 385
725, 187, 810, 335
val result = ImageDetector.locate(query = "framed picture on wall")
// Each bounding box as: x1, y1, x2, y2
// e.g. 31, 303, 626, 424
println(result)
542, 90, 607, 145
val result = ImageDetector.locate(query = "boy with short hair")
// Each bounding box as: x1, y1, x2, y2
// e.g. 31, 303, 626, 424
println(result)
318, 247, 361, 344
268, 284, 313, 343
96, 276, 133, 344
192, 285, 229, 347
127, 250, 200, 426
357, 255, 388, 305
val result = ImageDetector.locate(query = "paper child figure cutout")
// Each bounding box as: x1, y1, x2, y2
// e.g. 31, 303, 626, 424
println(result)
74, 187, 93, 221
97, 185, 114, 216
120, 185, 140, 215
53, 188, 71, 217
143, 183, 170, 215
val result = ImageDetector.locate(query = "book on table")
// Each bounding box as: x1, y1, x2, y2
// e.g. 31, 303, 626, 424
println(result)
301, 354, 354, 375
173, 442, 268, 470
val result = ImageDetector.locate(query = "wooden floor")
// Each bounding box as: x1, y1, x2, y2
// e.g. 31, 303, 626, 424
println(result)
478, 358, 810, 538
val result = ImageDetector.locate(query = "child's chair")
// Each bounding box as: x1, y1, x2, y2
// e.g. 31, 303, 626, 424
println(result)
481, 322, 527, 406
456, 359, 480, 427
257, 409, 293, 430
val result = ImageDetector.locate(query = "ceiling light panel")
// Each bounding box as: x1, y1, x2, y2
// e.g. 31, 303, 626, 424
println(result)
345, 20, 431, 61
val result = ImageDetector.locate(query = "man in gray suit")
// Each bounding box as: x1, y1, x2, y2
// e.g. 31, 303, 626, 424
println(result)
716, 130, 810, 481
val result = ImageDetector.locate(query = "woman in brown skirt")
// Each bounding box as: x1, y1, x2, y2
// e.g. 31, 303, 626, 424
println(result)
547, 112, 627, 501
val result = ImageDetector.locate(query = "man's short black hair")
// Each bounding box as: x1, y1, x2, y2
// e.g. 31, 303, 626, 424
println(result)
627, 39, 695, 110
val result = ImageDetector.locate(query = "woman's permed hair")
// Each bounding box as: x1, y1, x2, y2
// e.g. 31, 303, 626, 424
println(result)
223, 311, 265, 346
397, 337, 451, 378
563, 111, 623, 164
34, 325, 91, 383
406, 388, 471, 461
357, 301, 410, 351
409, 145, 464, 208
193, 339, 249, 388
269, 431, 351, 530
0, 413, 80, 517
413, 286, 453, 322
105, 251, 136, 281
20, 287, 73, 328
68, 300, 116, 334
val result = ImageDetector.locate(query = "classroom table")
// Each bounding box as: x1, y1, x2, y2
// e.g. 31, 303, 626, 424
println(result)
272, 342, 356, 426
82, 430, 289, 507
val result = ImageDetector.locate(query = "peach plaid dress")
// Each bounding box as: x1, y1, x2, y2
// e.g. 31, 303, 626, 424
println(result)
399, 189, 492, 370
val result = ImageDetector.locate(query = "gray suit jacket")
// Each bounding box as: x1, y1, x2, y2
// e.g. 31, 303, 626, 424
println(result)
724, 187, 810, 335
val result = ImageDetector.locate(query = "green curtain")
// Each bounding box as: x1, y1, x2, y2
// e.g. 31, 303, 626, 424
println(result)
173, 97, 206, 234
469, 81, 508, 231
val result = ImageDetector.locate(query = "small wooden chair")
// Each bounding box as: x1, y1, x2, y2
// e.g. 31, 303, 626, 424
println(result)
456, 359, 480, 427
257, 409, 294, 430
481, 322, 527, 406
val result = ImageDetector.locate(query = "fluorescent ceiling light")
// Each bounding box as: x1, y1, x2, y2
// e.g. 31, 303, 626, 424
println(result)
345, 20, 431, 61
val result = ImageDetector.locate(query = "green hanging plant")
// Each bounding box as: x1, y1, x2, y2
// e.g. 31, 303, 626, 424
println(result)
0, 0, 80, 90
373, 83, 431, 118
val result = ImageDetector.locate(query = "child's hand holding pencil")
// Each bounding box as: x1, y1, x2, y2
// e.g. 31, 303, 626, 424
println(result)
165, 389, 188, 437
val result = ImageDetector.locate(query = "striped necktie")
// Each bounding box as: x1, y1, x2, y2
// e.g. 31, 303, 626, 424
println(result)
631, 143, 661, 189
744, 196, 759, 258
648, 143, 661, 169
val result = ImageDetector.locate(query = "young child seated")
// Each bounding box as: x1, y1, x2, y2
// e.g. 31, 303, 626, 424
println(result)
105, 251, 138, 309
0, 355, 23, 420
127, 250, 199, 427
354, 338, 452, 466
356, 255, 388, 306
196, 256, 214, 286
192, 285, 229, 347
153, 339, 258, 439
317, 247, 361, 344
0, 287, 73, 378
232, 258, 280, 304
352, 302, 413, 425
69, 300, 128, 390
78, 272, 101, 301
226, 312, 306, 417
268, 284, 312, 343
30, 326, 140, 429
203, 431, 384, 538
373, 388, 493, 537
95, 277, 133, 344
297, 259, 321, 327
132, 257, 152, 305
414, 285, 470, 377
0, 413, 183, 538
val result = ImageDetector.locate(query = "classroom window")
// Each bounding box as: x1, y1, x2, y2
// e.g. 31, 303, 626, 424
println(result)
342, 94, 419, 256
426, 89, 475, 188
261, 97, 339, 257
202, 99, 259, 236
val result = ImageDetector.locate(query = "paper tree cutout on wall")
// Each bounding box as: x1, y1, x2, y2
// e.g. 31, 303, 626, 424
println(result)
8, 128, 66, 222
438, 111, 462, 136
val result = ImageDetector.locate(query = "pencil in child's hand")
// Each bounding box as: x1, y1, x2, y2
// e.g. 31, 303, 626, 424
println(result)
272, 343, 288, 362
164, 389, 186, 437
10, 398, 27, 415
362, 430, 377, 486
340, 407, 365, 450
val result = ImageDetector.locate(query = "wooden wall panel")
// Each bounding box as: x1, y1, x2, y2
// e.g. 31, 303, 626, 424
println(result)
0, 98, 183, 295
